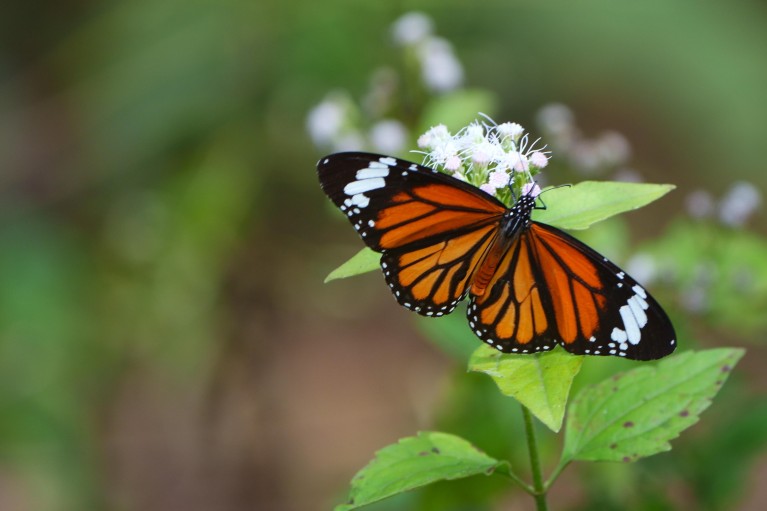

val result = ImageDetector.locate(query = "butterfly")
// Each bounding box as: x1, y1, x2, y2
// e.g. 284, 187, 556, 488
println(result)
317, 152, 676, 360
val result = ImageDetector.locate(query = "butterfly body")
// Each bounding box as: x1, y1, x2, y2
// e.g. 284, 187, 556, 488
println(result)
318, 152, 676, 361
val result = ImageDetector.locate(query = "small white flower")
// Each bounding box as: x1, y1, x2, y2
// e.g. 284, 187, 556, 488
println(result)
480, 183, 496, 196
417, 124, 451, 149
521, 182, 542, 198
391, 12, 434, 46
470, 139, 499, 165
497, 122, 524, 142
444, 154, 462, 171
497, 151, 521, 172
529, 151, 549, 169
462, 123, 486, 143
487, 169, 510, 189
370, 119, 408, 154
430, 139, 459, 165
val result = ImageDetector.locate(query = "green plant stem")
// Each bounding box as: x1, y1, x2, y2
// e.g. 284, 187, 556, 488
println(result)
522, 405, 548, 511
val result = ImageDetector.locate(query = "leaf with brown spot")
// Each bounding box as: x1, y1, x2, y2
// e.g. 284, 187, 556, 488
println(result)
560, 348, 744, 464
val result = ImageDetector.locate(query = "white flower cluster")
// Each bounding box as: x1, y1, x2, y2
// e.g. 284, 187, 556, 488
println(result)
416, 120, 549, 202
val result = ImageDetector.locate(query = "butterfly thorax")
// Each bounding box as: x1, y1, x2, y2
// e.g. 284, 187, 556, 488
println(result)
470, 195, 536, 297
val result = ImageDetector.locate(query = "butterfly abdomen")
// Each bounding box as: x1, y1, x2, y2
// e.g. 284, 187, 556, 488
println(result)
472, 198, 536, 297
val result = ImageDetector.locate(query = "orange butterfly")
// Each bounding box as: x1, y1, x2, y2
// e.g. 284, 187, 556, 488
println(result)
318, 152, 676, 360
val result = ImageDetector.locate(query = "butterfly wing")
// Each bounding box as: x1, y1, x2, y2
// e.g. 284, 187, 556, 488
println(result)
468, 221, 676, 360
318, 152, 507, 316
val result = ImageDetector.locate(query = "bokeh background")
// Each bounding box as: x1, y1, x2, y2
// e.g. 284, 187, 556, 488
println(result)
2, 1, 767, 510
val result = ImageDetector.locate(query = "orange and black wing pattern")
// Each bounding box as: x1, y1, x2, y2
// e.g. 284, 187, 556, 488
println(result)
468, 221, 676, 360
318, 152, 506, 316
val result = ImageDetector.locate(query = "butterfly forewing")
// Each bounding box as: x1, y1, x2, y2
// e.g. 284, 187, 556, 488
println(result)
318, 152, 506, 315
529, 222, 676, 360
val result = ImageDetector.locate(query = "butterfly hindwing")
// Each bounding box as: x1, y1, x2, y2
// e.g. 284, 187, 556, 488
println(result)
467, 233, 559, 354
381, 221, 499, 316
469, 221, 676, 360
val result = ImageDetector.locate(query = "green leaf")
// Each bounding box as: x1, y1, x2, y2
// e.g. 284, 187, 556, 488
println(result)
468, 346, 583, 432
561, 348, 744, 464
335, 432, 508, 511
325, 248, 380, 282
533, 181, 675, 230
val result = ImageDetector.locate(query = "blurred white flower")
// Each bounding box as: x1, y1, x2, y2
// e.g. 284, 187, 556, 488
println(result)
391, 12, 434, 46
418, 37, 464, 93
370, 119, 408, 154
719, 181, 761, 227
306, 96, 347, 147
686, 189, 715, 219
598, 131, 631, 165
536, 103, 574, 135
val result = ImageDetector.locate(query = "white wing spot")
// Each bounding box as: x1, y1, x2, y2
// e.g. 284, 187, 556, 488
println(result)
628, 295, 648, 328
611, 327, 628, 343
619, 305, 641, 345
632, 285, 647, 299
379, 157, 397, 166
356, 166, 390, 180
344, 178, 386, 196
350, 194, 370, 208
368, 219, 375, 227
617, 271, 625, 280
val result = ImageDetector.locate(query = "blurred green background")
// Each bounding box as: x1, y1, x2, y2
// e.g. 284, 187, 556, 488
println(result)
2, 1, 767, 510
